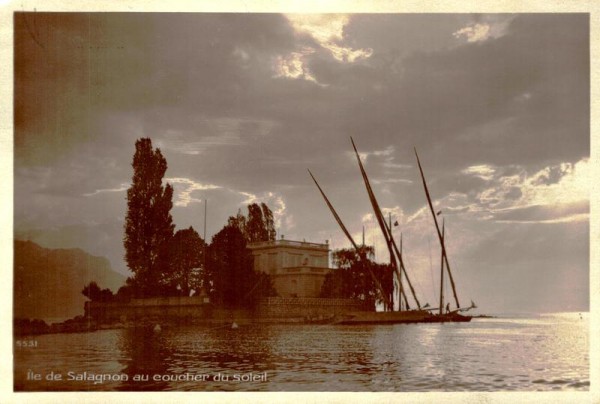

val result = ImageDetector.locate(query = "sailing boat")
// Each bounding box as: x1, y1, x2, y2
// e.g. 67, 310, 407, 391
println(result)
308, 140, 475, 324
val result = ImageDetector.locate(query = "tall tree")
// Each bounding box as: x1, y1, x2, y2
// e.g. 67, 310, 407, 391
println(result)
230, 203, 277, 243
246, 203, 268, 242
227, 209, 247, 239
167, 226, 205, 296
124, 138, 175, 298
261, 202, 277, 241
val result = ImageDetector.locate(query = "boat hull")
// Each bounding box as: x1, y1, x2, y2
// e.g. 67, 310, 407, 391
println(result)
336, 310, 471, 325
424, 312, 472, 323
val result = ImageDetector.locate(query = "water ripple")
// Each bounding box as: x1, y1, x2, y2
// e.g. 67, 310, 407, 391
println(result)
14, 314, 589, 391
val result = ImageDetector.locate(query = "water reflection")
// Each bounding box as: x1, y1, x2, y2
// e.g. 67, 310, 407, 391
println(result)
14, 314, 590, 392
114, 324, 278, 391
116, 326, 172, 390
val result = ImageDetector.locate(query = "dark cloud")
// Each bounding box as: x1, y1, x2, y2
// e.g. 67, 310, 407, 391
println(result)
504, 186, 522, 200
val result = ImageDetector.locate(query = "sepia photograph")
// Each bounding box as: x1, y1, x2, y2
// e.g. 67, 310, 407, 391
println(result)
8, 6, 594, 398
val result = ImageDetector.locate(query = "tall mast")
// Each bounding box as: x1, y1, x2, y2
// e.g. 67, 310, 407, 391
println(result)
414, 148, 460, 308
351, 137, 399, 311
204, 199, 207, 241
308, 169, 392, 310
203, 199, 208, 276
439, 220, 445, 315
399, 232, 403, 311
362, 226, 365, 246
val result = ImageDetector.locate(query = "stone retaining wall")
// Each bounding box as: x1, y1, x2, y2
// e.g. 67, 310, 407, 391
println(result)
85, 296, 373, 325
85, 297, 214, 325
256, 297, 372, 318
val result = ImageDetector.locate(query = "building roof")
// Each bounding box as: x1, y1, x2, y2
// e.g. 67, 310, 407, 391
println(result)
247, 238, 329, 251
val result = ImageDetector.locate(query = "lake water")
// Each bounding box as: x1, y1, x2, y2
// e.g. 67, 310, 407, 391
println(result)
14, 312, 589, 391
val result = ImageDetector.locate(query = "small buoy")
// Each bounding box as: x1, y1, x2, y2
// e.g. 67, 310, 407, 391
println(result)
153, 324, 162, 333
231, 322, 238, 329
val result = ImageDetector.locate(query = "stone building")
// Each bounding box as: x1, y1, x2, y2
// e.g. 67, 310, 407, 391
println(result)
247, 238, 332, 298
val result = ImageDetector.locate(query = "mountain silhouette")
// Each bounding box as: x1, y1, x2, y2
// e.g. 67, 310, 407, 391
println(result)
14, 240, 126, 323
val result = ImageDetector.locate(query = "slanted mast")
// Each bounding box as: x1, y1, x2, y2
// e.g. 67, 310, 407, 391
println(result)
351, 137, 421, 311
350, 137, 397, 311
439, 219, 445, 315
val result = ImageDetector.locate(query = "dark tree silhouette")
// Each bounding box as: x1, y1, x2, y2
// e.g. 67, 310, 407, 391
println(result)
82, 281, 114, 302
124, 138, 175, 298
114, 284, 134, 303
205, 223, 277, 308
205, 224, 254, 307
246, 203, 268, 242
320, 246, 389, 309
167, 226, 206, 296
261, 202, 277, 241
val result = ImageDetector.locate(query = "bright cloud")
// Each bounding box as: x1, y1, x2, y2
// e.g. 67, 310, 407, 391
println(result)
167, 177, 221, 207
525, 160, 589, 206
285, 14, 373, 63
287, 14, 348, 43
275, 14, 372, 84
83, 183, 129, 197
453, 16, 514, 44
476, 158, 590, 222
273, 47, 318, 83
347, 145, 395, 163
453, 23, 491, 43
462, 164, 496, 181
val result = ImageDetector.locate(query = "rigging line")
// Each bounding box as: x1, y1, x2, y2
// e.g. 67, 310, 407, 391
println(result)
439, 218, 445, 315
428, 236, 436, 305
383, 219, 421, 309
400, 246, 427, 308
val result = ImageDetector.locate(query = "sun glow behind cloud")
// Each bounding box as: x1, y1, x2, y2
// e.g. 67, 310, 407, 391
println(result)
285, 14, 373, 63
475, 159, 589, 216
273, 47, 319, 83
274, 14, 373, 84
346, 157, 589, 273
452, 16, 514, 44
453, 23, 491, 43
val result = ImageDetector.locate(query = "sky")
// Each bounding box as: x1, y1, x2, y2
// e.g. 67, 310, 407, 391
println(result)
13, 13, 590, 313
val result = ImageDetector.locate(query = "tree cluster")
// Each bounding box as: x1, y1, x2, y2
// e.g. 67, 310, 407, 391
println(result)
81, 281, 115, 303
204, 220, 277, 308
81, 138, 277, 308
319, 246, 393, 309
